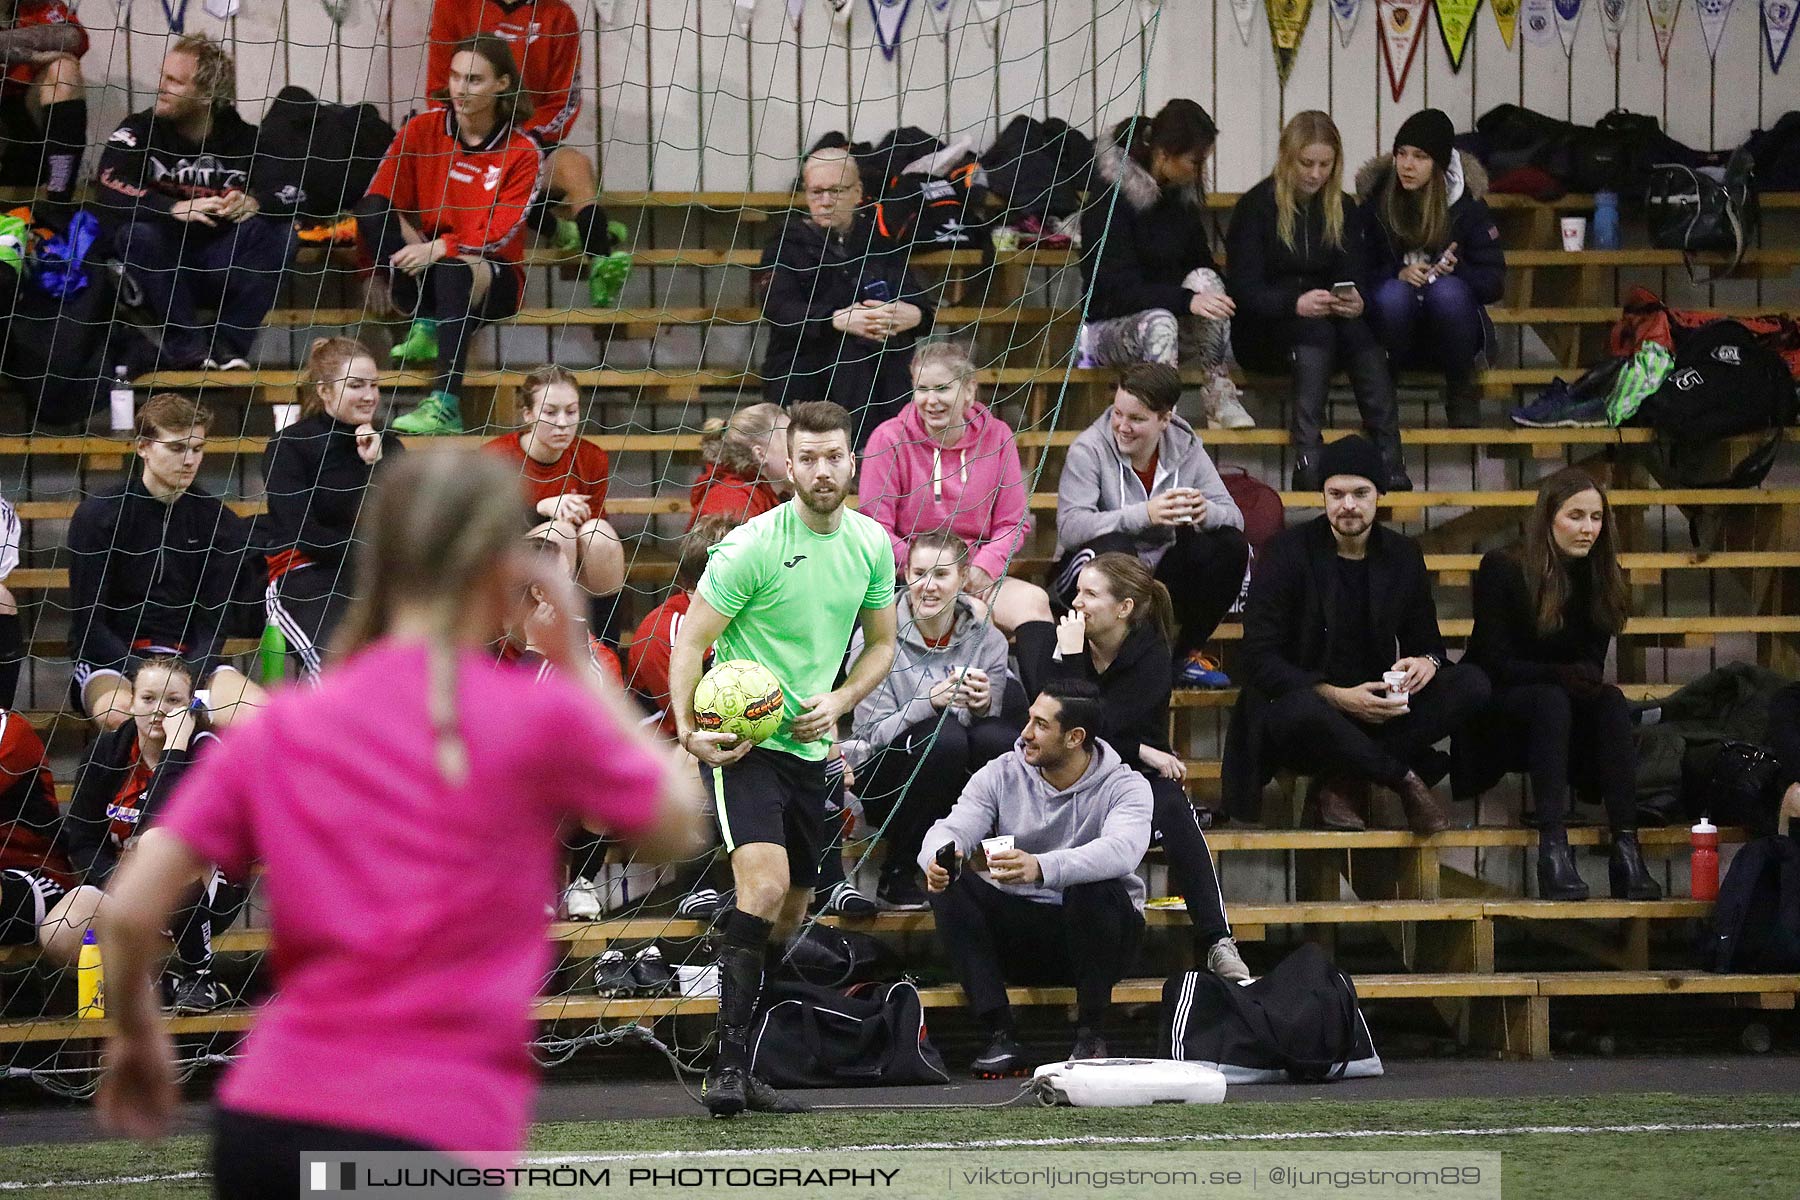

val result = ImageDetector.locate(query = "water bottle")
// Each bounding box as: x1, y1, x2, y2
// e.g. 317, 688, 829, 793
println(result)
1592, 191, 1622, 250
108, 367, 135, 434
76, 929, 104, 1019
1690, 816, 1719, 901
259, 617, 286, 686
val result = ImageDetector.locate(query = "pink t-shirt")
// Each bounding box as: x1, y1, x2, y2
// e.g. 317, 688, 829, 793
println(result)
160, 639, 664, 1153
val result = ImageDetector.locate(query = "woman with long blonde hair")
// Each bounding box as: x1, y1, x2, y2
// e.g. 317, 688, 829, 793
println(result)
1226, 110, 1406, 492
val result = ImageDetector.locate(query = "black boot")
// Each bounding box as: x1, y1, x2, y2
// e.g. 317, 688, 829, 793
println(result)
1537, 827, 1589, 900
1289, 345, 1332, 492
1443, 365, 1481, 428
1608, 832, 1662, 900
1345, 346, 1411, 491
702, 909, 774, 1117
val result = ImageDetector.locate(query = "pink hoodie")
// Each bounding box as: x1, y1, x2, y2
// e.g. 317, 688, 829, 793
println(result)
859, 399, 1030, 582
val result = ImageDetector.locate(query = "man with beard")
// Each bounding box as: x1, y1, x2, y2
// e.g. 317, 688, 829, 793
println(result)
1221, 434, 1488, 833
669, 400, 898, 1117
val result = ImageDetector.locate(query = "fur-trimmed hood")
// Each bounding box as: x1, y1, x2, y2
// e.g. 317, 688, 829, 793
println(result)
1095, 142, 1202, 212
1354, 148, 1488, 208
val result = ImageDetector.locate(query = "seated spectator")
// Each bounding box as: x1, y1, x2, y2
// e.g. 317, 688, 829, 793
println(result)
690, 403, 789, 529
1227, 110, 1407, 492
0, 493, 18, 708
0, 0, 88, 205
259, 338, 404, 680
844, 532, 1020, 910
92, 34, 298, 371
1223, 435, 1488, 832
921, 679, 1152, 1074
357, 34, 535, 435
859, 340, 1057, 695
63, 657, 244, 1012
426, 0, 622, 298
1051, 552, 1246, 979
0, 709, 100, 968
67, 392, 264, 732
1080, 100, 1251, 430
760, 146, 936, 445
483, 364, 625, 639
1766, 683, 1800, 836
1460, 468, 1660, 900
1052, 362, 1248, 688
1355, 109, 1504, 428
627, 513, 742, 737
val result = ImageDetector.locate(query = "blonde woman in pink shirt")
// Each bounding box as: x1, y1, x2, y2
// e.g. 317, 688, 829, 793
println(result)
96, 451, 702, 1197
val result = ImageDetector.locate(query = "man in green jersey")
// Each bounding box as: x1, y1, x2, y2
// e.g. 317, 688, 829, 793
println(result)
671, 400, 898, 1117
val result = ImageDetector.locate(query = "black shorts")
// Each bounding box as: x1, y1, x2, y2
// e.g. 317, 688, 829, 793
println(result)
0, 92, 45, 187
702, 747, 830, 887
0, 867, 67, 945
211, 1107, 501, 1200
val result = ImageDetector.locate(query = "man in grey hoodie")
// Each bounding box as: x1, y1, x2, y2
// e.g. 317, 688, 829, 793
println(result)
919, 678, 1152, 1075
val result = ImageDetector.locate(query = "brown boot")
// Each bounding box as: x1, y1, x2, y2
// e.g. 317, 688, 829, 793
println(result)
1308, 776, 1368, 831
1396, 771, 1451, 835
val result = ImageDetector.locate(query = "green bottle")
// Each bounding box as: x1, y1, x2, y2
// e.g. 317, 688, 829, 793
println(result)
259, 618, 286, 686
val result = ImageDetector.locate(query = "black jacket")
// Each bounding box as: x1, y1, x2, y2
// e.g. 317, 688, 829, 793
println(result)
1222, 516, 1448, 819
1048, 621, 1173, 773
1465, 551, 1611, 687
92, 106, 300, 231
255, 413, 405, 573
758, 211, 936, 437
1352, 152, 1506, 305
1766, 682, 1800, 794
1079, 144, 1218, 321
1225, 177, 1367, 325
63, 725, 218, 887
66, 474, 253, 679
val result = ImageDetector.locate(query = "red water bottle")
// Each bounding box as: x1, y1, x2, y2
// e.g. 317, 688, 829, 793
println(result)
1690, 817, 1719, 901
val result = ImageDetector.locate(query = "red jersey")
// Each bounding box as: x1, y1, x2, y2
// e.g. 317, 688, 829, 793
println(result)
366, 110, 537, 270
427, 0, 582, 146
4, 1, 86, 91
498, 633, 621, 685
625, 591, 695, 737
687, 464, 780, 531
482, 432, 610, 520
0, 711, 72, 886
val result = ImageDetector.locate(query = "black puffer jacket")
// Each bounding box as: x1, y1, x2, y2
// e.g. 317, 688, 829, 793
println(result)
1353, 151, 1506, 304
1079, 144, 1218, 321
1224, 177, 1367, 324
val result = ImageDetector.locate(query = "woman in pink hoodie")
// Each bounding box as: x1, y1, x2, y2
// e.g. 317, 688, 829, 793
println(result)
861, 341, 1057, 698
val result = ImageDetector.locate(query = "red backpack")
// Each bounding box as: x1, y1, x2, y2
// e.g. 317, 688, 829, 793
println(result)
1219, 465, 1285, 615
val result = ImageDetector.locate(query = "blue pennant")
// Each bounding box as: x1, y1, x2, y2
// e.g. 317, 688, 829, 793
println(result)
868, 0, 913, 59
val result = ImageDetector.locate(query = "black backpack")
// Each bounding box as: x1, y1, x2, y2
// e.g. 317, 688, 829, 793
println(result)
1696, 834, 1800, 973
1161, 943, 1382, 1083
748, 978, 950, 1088
1638, 320, 1797, 490
1680, 740, 1786, 838
258, 86, 397, 219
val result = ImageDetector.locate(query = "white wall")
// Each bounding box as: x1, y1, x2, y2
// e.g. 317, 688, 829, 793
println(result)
78, 0, 1795, 192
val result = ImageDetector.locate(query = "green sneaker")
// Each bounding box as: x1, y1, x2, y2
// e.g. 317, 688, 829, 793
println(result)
391, 391, 463, 435
390, 319, 440, 365
587, 221, 632, 307
553, 217, 582, 253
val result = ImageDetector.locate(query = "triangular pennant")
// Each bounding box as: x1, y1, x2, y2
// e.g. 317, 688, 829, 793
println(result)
868, 0, 910, 56
1139, 0, 1163, 27
1331, 0, 1365, 45
921, 0, 950, 37
1266, 0, 1314, 85
973, 0, 1002, 44
1490, 0, 1520, 43
1378, 0, 1429, 99
1434, 0, 1481, 66
1766, 0, 1798, 69
205, 0, 241, 17
788, 0, 806, 27
1552, 0, 1582, 51
1696, 0, 1737, 57
733, 0, 758, 35
826, 0, 854, 34
592, 0, 621, 27
1231, 0, 1259, 43
1645, 0, 1680, 63
1521, 0, 1557, 42
1599, 0, 1629, 58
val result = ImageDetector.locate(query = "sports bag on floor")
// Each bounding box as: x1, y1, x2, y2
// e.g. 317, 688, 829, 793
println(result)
1161, 943, 1382, 1083
748, 979, 951, 1088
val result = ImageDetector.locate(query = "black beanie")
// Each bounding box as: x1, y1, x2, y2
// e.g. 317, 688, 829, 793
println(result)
1318, 434, 1387, 492
1393, 108, 1454, 172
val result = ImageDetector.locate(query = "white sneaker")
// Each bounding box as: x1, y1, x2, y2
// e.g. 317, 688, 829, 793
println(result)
1205, 936, 1251, 983
563, 877, 603, 920
1202, 374, 1255, 429
201, 357, 251, 372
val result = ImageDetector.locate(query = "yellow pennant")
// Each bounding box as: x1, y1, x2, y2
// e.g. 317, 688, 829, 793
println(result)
1435, 0, 1483, 66
1266, 0, 1315, 84
1490, 0, 1520, 44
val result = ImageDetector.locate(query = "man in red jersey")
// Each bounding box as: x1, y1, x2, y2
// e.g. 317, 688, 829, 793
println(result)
0, 0, 87, 205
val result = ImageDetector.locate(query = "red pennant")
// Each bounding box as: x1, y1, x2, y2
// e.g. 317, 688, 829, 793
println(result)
1379, 0, 1430, 100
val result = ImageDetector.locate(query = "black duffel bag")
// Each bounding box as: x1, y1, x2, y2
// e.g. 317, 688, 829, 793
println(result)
748, 979, 950, 1088
773, 923, 900, 988
1647, 147, 1758, 277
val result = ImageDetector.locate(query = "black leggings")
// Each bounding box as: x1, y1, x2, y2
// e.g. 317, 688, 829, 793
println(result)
858, 715, 1020, 878
169, 872, 247, 974
1148, 774, 1231, 947
354, 195, 523, 401
1484, 682, 1638, 830
211, 1108, 500, 1200
1052, 526, 1250, 658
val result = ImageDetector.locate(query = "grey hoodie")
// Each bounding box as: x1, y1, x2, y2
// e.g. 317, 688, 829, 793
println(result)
915, 737, 1153, 910
842, 591, 1011, 772
1053, 408, 1244, 560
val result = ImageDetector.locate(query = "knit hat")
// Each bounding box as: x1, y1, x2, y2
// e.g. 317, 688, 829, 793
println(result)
1318, 434, 1387, 492
1393, 109, 1455, 172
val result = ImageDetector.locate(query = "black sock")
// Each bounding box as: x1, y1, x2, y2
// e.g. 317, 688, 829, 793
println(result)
42, 98, 85, 204
1012, 620, 1056, 703
587, 591, 626, 651
0, 614, 21, 710
574, 203, 616, 256
715, 908, 773, 1069
983, 1007, 1015, 1039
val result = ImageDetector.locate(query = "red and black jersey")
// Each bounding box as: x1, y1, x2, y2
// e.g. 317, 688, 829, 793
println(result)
427, 0, 582, 146
624, 591, 690, 737
3, 1, 87, 91
0, 711, 72, 888
366, 109, 537, 270
498, 633, 622, 687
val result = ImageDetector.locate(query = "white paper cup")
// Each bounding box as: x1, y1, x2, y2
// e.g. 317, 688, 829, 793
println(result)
1383, 670, 1410, 704
272, 403, 301, 430
1560, 216, 1588, 251
981, 835, 1015, 859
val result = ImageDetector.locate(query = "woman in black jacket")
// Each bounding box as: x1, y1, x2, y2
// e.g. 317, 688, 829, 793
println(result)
1354, 109, 1506, 428
1226, 110, 1406, 492
1051, 552, 1246, 980
63, 657, 245, 1012
1078, 100, 1251, 430
258, 337, 405, 680
1462, 468, 1659, 901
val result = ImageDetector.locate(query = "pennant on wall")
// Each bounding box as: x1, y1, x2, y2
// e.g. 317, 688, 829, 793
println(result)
1377, 0, 1428, 99
1490, 0, 1520, 43
1767, 0, 1798, 69
973, 0, 1002, 44
1331, 0, 1365, 45
1266, 0, 1314, 85
1645, 0, 1680, 63
1599, 0, 1629, 58
204, 0, 240, 17
1696, 0, 1737, 57
788, 0, 806, 27
1521, 0, 1557, 42
868, 0, 911, 55
734, 0, 758, 35
1434, 0, 1482, 67
1231, 0, 1259, 44
1139, 0, 1163, 26
1553, 0, 1583, 52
